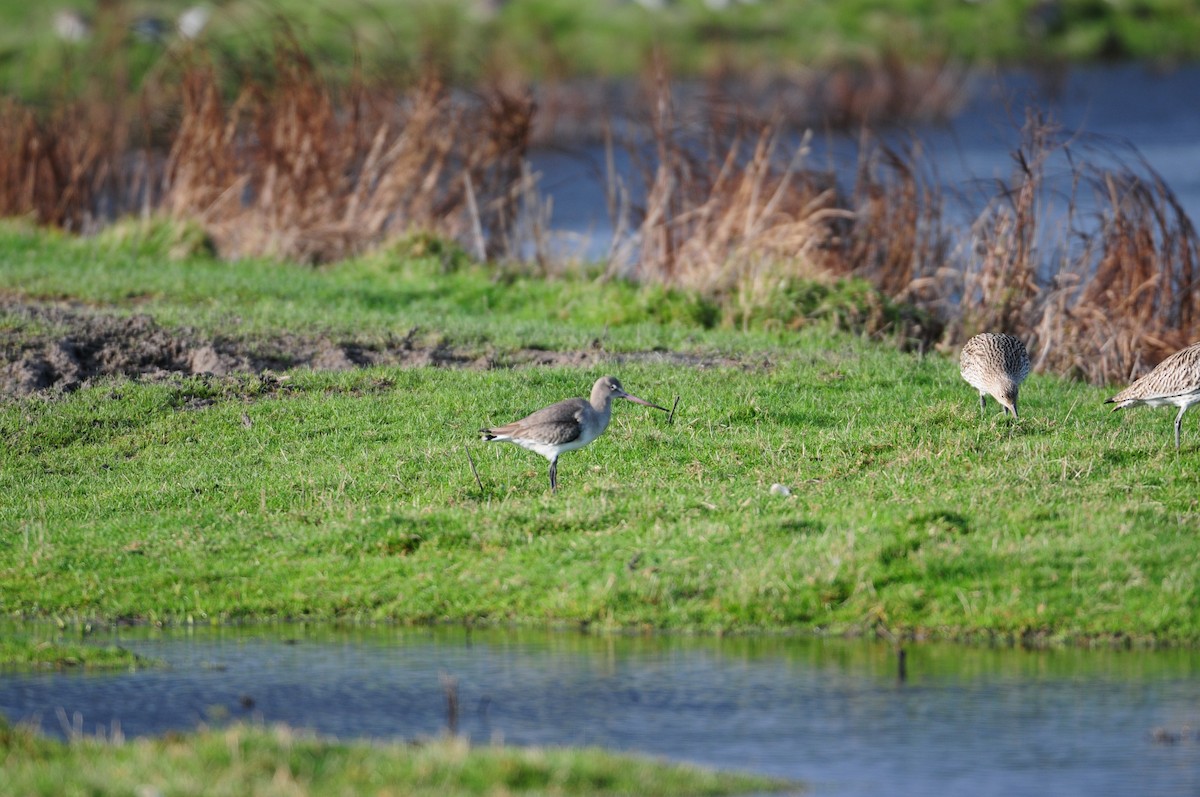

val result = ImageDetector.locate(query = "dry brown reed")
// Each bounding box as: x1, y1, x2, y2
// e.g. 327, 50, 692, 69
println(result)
814, 52, 970, 130
845, 136, 949, 301
531, 54, 970, 145
0, 19, 535, 264
0, 98, 119, 230
1033, 156, 1200, 383
161, 46, 534, 263
940, 118, 1053, 343
605, 93, 1200, 383
608, 65, 851, 322
0, 0, 161, 231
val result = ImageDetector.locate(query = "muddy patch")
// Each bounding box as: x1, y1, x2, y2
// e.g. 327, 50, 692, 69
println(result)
1, 300, 756, 397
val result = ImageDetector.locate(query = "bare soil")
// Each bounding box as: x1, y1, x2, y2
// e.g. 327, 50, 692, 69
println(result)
0, 299, 756, 397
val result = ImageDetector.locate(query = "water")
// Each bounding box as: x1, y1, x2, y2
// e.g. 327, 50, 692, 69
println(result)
527, 64, 1200, 263
4, 625, 1200, 796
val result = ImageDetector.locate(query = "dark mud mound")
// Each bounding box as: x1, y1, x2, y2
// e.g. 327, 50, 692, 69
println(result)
4, 308, 200, 395
0, 301, 468, 396
1, 300, 751, 397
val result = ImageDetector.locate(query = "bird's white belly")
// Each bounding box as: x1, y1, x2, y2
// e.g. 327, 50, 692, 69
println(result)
514, 430, 598, 461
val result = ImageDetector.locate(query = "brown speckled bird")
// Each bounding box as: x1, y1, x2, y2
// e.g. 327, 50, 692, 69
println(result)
480, 376, 667, 493
1106, 341, 1200, 450
959, 333, 1031, 419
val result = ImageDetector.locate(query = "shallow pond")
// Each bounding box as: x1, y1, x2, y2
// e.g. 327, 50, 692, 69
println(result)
3, 626, 1200, 796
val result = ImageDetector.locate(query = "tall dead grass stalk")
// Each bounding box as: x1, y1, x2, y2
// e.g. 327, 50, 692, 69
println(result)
1034, 161, 1200, 382
846, 136, 949, 300
0, 13, 535, 264
0, 100, 116, 229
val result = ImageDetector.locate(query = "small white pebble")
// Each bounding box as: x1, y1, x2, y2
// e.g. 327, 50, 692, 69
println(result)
769, 483, 791, 497
178, 5, 211, 39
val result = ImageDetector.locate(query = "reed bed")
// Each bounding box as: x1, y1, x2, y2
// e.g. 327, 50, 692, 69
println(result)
0, 32, 1196, 385
160, 49, 534, 263
0, 98, 121, 230
609, 96, 1200, 384
607, 69, 846, 293
930, 115, 1200, 384
0, 38, 533, 264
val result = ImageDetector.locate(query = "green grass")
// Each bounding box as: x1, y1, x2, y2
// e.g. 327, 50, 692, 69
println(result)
2, 0, 1199, 101
0, 220, 888, 353
9, 353, 1197, 639
1, 224, 1198, 645
0, 719, 793, 797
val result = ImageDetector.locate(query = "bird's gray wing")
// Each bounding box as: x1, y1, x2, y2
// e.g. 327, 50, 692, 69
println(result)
485, 398, 587, 444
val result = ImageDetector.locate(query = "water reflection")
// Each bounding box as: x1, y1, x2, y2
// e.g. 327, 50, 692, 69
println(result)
2, 625, 1199, 796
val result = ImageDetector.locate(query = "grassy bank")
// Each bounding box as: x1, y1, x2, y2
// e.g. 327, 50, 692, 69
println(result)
1, 227, 1197, 647
2, 0, 1198, 101
0, 719, 793, 796
0, 221, 917, 364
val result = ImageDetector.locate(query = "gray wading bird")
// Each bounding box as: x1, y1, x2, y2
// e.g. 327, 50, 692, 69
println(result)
480, 376, 667, 493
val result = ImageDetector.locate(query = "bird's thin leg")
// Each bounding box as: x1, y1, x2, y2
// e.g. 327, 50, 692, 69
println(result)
1175, 406, 1188, 451
549, 458, 558, 493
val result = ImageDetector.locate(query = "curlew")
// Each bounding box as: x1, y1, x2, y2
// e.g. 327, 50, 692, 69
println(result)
1106, 341, 1200, 450
959, 333, 1031, 419
480, 376, 667, 493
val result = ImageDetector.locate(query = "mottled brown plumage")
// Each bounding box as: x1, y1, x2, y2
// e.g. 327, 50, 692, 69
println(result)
1106, 341, 1200, 449
959, 333, 1031, 419
480, 376, 667, 492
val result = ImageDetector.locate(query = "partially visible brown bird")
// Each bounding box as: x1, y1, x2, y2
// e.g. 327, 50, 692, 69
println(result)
1106, 342, 1200, 450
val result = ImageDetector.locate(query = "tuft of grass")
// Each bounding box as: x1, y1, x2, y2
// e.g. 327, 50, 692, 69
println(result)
0, 719, 795, 796
0, 634, 147, 670
92, 217, 217, 261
